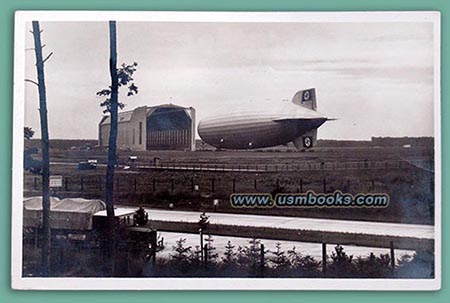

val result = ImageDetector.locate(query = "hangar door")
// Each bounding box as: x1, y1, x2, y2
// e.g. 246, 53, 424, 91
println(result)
146, 107, 192, 150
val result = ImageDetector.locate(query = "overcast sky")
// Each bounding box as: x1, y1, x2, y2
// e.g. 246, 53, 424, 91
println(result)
24, 21, 435, 140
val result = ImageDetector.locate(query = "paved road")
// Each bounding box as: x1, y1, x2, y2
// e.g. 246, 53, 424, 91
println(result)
117, 207, 434, 239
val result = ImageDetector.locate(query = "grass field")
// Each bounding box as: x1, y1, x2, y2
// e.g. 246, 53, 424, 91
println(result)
23, 142, 435, 225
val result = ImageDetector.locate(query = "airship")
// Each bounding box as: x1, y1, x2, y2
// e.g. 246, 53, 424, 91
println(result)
198, 88, 332, 150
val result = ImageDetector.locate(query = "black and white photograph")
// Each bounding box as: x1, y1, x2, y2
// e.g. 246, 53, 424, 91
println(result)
12, 11, 441, 290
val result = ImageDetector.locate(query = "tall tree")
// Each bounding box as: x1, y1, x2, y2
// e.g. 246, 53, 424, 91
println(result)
97, 21, 138, 274
29, 21, 52, 276
105, 20, 118, 273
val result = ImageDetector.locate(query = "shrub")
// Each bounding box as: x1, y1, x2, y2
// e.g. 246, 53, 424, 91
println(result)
354, 253, 392, 278
327, 245, 357, 277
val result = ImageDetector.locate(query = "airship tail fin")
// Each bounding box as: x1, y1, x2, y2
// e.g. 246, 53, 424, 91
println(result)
292, 88, 317, 110
293, 129, 317, 150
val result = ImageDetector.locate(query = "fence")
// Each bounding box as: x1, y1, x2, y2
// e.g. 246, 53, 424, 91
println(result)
139, 158, 432, 173
166, 232, 400, 277
26, 174, 389, 197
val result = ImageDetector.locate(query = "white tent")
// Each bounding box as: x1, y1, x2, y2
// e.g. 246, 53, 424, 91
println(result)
23, 197, 106, 230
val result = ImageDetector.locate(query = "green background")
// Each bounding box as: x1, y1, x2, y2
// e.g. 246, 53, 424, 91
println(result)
0, 0, 447, 302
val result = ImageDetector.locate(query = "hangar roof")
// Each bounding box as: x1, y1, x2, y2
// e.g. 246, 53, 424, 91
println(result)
100, 110, 134, 126
100, 104, 194, 126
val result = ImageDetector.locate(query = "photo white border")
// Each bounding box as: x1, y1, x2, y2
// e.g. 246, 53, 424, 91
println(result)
11, 10, 441, 291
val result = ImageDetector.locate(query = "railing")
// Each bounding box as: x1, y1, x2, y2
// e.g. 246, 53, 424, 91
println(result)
139, 159, 432, 172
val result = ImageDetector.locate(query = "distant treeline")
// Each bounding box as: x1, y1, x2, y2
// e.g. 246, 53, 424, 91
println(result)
24, 137, 433, 151
25, 139, 98, 150
196, 136, 434, 150
318, 137, 434, 148
317, 137, 434, 148
370, 136, 434, 147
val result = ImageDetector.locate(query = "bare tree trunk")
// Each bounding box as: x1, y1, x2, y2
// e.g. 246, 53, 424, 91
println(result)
32, 21, 51, 277
105, 20, 119, 275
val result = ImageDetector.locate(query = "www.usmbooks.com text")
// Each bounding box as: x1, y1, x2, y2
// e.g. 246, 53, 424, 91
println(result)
230, 191, 389, 208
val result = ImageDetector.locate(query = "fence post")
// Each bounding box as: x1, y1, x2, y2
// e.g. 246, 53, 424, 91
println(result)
98, 176, 102, 191
300, 179, 303, 193
64, 177, 69, 191
204, 244, 208, 268
323, 178, 326, 193
276, 179, 280, 189
390, 241, 395, 270
151, 233, 157, 265
371, 179, 375, 191
322, 243, 327, 274
254, 179, 257, 190
260, 244, 265, 277
34, 177, 38, 190
199, 229, 204, 264
347, 179, 350, 192
80, 177, 84, 192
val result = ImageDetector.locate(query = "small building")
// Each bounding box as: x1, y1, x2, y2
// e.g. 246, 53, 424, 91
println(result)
99, 104, 196, 151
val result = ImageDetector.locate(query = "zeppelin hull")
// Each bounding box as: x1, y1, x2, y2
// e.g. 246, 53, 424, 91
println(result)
198, 114, 326, 149
198, 88, 329, 150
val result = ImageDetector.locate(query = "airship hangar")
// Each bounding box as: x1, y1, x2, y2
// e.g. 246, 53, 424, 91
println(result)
98, 104, 196, 151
